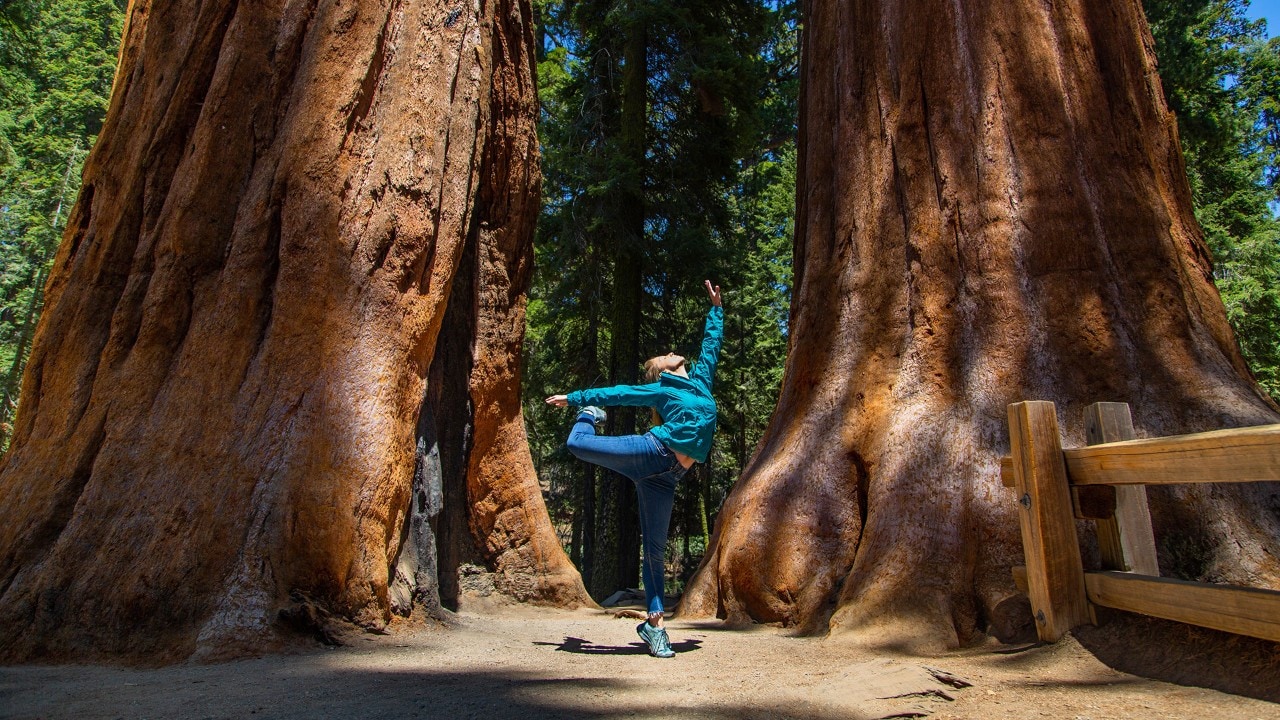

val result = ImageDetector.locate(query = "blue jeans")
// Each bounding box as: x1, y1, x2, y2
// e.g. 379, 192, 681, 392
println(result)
566, 415, 688, 616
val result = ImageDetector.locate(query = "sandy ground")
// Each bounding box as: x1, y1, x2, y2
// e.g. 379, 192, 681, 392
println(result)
2, 605, 1278, 720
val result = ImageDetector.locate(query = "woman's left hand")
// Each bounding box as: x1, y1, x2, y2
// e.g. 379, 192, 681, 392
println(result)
545, 394, 569, 407
704, 279, 722, 307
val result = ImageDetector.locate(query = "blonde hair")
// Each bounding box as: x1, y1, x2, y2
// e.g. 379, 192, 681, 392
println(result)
643, 357, 664, 427
642, 357, 664, 383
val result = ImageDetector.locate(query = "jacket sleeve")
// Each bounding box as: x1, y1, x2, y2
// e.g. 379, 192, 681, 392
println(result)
689, 305, 725, 389
567, 383, 664, 408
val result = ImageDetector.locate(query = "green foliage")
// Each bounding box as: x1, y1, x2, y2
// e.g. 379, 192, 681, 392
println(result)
1239, 35, 1280, 195
526, 0, 798, 594
1145, 0, 1280, 396
703, 144, 793, 505
0, 0, 125, 447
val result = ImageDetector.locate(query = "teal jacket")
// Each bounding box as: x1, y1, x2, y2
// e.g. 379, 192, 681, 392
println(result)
568, 305, 724, 463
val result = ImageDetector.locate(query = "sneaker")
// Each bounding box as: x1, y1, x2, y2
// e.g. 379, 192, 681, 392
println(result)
578, 405, 608, 429
636, 621, 675, 658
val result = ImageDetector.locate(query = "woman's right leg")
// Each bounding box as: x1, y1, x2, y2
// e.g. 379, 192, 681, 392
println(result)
634, 469, 679, 618
567, 418, 681, 657
568, 420, 678, 606
632, 464, 682, 659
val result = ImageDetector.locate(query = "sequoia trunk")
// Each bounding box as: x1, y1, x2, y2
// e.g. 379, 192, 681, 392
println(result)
0, 0, 587, 662
682, 0, 1280, 648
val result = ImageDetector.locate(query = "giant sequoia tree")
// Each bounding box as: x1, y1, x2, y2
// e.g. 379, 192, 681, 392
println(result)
681, 0, 1280, 648
0, 0, 588, 662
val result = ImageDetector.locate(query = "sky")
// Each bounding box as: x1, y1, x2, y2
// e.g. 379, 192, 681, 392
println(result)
1247, 0, 1279, 37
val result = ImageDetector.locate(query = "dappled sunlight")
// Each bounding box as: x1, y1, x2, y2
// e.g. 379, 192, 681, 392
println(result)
6, 611, 1272, 719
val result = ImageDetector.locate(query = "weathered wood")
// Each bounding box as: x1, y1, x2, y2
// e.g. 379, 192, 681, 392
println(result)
1000, 456, 1015, 488
1065, 424, 1280, 486
1082, 403, 1160, 575
1085, 572, 1280, 643
1008, 401, 1092, 642
1011, 565, 1028, 593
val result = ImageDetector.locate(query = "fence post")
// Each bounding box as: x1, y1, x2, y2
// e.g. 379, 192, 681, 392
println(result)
1008, 401, 1091, 641
1084, 402, 1160, 576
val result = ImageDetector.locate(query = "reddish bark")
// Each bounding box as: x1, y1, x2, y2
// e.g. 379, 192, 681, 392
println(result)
0, 0, 586, 662
682, 0, 1280, 649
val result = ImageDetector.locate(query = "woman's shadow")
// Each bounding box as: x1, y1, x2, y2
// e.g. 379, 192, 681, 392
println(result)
533, 635, 703, 655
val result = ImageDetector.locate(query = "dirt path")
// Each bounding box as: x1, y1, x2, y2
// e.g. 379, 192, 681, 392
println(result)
2, 606, 1276, 719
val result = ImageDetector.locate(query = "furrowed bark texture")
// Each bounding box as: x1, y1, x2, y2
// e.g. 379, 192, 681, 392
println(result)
456, 0, 590, 605
0, 0, 586, 662
682, 0, 1280, 648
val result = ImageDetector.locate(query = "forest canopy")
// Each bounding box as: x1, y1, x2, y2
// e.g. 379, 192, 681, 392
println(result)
1, 0, 125, 449
1144, 0, 1280, 395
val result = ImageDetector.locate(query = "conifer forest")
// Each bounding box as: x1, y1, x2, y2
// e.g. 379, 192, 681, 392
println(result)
1, 0, 1279, 666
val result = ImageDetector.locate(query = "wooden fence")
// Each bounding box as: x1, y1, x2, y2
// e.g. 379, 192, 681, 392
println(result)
1001, 401, 1280, 644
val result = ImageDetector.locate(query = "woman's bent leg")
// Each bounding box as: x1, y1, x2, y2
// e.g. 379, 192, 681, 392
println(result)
565, 418, 663, 480
566, 421, 680, 617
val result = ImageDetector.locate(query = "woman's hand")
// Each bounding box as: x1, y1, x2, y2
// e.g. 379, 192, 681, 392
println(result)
545, 394, 569, 407
704, 279, 722, 307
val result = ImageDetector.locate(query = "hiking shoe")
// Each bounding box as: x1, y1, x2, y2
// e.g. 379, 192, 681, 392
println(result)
636, 621, 675, 658
578, 405, 607, 429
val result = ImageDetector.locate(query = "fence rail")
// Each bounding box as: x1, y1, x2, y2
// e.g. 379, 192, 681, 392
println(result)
1064, 424, 1280, 486
1002, 401, 1280, 644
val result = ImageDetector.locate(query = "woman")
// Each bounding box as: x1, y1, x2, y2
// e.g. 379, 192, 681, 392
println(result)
546, 280, 723, 658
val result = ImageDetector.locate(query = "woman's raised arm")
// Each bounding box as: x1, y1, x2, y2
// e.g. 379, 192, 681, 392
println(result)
691, 280, 725, 388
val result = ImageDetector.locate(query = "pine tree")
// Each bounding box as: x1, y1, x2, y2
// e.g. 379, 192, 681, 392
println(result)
527, 0, 795, 599
0, 0, 125, 449
1143, 0, 1280, 394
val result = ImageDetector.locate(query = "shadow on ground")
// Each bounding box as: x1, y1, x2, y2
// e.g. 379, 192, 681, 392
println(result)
1073, 611, 1280, 703
0, 647, 860, 720
533, 635, 704, 655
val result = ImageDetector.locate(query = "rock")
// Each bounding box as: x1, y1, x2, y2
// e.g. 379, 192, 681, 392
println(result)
457, 564, 497, 599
